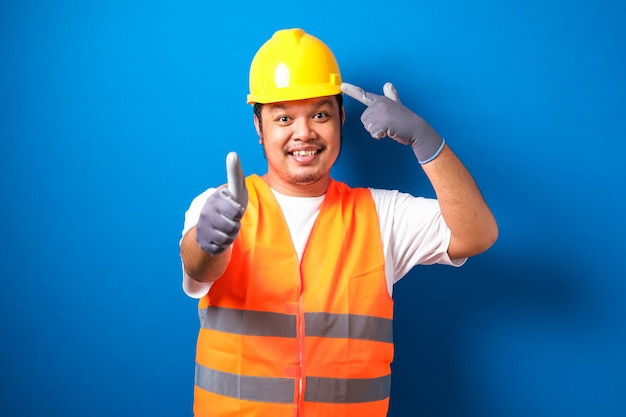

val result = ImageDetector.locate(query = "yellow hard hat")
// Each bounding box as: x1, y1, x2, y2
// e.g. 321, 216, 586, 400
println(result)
247, 28, 342, 104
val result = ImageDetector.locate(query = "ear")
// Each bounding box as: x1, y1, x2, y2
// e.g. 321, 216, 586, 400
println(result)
253, 114, 262, 143
341, 106, 345, 125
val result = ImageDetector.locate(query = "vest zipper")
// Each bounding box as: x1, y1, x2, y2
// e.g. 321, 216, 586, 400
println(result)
296, 274, 306, 416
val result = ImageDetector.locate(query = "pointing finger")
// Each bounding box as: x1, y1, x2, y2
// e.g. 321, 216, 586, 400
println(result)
341, 82, 374, 106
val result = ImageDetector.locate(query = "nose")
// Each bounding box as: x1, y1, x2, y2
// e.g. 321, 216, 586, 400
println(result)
292, 117, 317, 141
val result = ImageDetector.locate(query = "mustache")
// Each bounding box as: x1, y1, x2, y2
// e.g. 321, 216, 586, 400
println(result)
284, 141, 326, 153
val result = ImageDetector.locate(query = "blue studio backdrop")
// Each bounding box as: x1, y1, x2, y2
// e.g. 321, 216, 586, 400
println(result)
1, 1, 625, 416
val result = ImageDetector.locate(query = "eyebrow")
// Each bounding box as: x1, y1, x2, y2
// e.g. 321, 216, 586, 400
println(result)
266, 98, 335, 114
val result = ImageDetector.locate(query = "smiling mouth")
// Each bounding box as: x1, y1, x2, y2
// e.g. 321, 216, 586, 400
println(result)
289, 149, 321, 157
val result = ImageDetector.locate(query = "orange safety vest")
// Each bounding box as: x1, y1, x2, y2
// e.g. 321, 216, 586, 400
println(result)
194, 175, 394, 417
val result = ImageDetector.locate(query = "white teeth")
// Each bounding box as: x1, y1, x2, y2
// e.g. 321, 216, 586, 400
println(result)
292, 150, 317, 156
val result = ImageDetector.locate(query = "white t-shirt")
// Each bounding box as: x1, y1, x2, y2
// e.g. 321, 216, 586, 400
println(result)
181, 186, 464, 298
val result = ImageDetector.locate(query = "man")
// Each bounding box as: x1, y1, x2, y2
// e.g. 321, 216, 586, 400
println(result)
180, 28, 497, 417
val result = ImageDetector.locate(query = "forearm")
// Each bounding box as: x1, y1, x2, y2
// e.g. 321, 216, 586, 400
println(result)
180, 226, 231, 283
421, 145, 498, 259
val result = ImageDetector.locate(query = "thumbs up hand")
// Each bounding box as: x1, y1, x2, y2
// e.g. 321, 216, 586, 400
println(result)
196, 152, 248, 255
341, 82, 445, 164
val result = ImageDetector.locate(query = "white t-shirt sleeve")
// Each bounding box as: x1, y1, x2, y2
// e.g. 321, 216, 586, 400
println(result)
180, 188, 216, 299
370, 188, 466, 288
182, 188, 215, 239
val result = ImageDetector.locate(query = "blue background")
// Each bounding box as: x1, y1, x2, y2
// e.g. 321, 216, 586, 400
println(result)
2, 1, 625, 416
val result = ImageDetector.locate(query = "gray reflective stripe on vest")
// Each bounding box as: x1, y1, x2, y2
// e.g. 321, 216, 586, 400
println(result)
195, 363, 294, 403
196, 363, 390, 404
199, 306, 297, 337
200, 306, 392, 342
305, 312, 393, 343
305, 374, 391, 403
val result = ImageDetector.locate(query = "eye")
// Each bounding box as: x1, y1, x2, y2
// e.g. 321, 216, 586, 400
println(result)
313, 112, 329, 120
275, 115, 291, 124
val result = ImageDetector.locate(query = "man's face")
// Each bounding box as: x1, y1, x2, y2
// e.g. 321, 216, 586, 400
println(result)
254, 96, 344, 196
